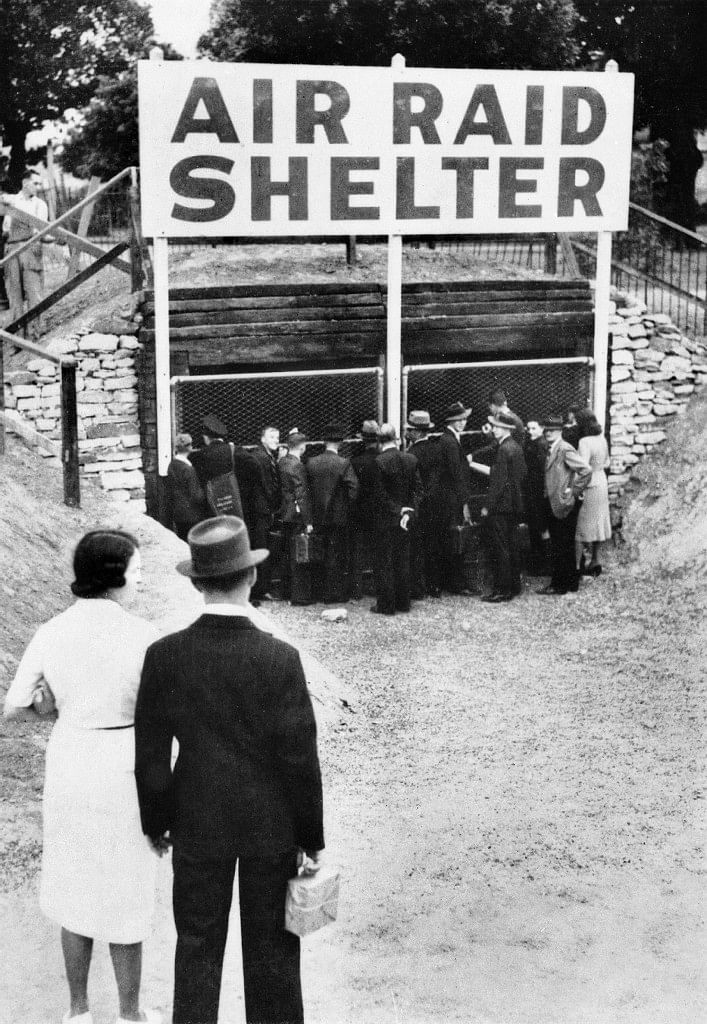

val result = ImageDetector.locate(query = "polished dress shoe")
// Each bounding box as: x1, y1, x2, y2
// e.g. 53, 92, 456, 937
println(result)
481, 592, 513, 603
370, 605, 394, 615
537, 584, 567, 595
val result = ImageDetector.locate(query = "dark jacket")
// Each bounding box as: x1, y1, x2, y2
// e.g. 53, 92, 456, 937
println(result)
279, 453, 313, 527
434, 428, 472, 522
135, 614, 324, 858
306, 449, 360, 529
409, 436, 442, 508
523, 435, 549, 509
189, 439, 233, 486
375, 447, 422, 530
486, 436, 527, 517
350, 444, 385, 526
166, 457, 205, 527
252, 444, 282, 523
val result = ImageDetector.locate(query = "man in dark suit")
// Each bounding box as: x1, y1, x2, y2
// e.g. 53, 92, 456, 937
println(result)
135, 517, 324, 1024
372, 424, 421, 615
166, 433, 206, 540
433, 401, 474, 595
250, 424, 283, 602
278, 431, 315, 606
469, 411, 527, 602
523, 420, 550, 574
349, 420, 382, 600
405, 410, 443, 599
540, 415, 592, 595
306, 422, 359, 603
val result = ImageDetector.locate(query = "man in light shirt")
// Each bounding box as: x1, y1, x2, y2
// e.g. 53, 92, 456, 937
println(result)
2, 169, 50, 336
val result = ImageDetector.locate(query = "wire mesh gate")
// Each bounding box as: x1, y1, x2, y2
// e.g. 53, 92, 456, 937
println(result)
171, 366, 384, 446
402, 357, 594, 435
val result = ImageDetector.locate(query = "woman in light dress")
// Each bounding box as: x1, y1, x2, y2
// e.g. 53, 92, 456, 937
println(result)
575, 409, 612, 575
4, 530, 164, 1024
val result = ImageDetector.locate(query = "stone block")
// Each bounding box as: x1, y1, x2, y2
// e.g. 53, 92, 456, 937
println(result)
86, 420, 137, 439
4, 394, 17, 409
115, 366, 137, 377
91, 317, 136, 336
645, 313, 672, 326
653, 404, 677, 416
610, 380, 637, 394
634, 414, 657, 425
46, 337, 79, 356
661, 355, 693, 379
17, 397, 41, 411
100, 469, 145, 491
78, 333, 119, 353
82, 378, 104, 391
612, 349, 634, 366
611, 366, 631, 383
636, 430, 667, 445
114, 350, 135, 363
104, 376, 138, 391
77, 391, 107, 404
120, 433, 141, 448
27, 358, 56, 374
41, 382, 61, 399
12, 384, 40, 398
100, 357, 117, 369
673, 384, 695, 395
6, 371, 36, 385
78, 357, 101, 372
634, 347, 664, 367
118, 335, 139, 350
627, 323, 647, 339
35, 418, 57, 431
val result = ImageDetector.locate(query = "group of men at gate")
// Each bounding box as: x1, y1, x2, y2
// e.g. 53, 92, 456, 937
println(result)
167, 387, 594, 611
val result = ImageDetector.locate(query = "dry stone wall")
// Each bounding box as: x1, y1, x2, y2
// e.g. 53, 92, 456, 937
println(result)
607, 291, 707, 499
3, 319, 145, 505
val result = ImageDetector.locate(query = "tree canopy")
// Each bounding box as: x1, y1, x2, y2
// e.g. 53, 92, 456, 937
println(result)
197, 0, 580, 70
574, 0, 707, 228
0, 0, 154, 188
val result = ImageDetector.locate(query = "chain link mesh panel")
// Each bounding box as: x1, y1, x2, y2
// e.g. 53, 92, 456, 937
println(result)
403, 358, 593, 439
172, 368, 384, 446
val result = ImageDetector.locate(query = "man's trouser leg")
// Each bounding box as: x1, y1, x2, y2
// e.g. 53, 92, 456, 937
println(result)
251, 516, 272, 599
374, 528, 396, 613
239, 850, 303, 1024
4, 250, 24, 322
486, 514, 512, 594
323, 526, 348, 602
393, 529, 412, 611
172, 851, 237, 1024
21, 258, 43, 338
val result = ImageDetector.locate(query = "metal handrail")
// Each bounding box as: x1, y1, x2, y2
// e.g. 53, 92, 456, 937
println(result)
0, 166, 135, 269
0, 326, 62, 363
628, 202, 707, 247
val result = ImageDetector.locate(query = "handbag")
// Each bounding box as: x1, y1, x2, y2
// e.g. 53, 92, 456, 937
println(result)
284, 866, 341, 937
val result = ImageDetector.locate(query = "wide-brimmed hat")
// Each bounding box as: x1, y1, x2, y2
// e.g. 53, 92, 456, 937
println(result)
323, 421, 347, 442
542, 414, 564, 430
176, 516, 269, 579
287, 430, 308, 447
201, 414, 228, 439
444, 401, 471, 423
487, 411, 518, 431
405, 410, 434, 431
360, 419, 380, 439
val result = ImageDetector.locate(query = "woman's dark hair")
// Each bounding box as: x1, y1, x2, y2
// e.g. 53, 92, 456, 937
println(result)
71, 529, 139, 598
576, 408, 603, 438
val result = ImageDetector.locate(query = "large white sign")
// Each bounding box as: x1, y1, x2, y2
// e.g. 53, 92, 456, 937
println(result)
138, 60, 634, 237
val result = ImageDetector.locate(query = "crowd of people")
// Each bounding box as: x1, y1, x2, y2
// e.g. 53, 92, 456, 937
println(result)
167, 389, 612, 614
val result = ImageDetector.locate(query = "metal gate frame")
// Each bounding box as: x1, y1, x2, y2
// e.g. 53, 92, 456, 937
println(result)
171, 366, 385, 446
402, 356, 595, 433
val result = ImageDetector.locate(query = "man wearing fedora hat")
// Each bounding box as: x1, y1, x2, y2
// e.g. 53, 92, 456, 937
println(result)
469, 411, 527, 602
540, 415, 592, 595
306, 422, 359, 603
278, 430, 315, 606
435, 402, 474, 595
135, 517, 324, 1024
405, 410, 443, 599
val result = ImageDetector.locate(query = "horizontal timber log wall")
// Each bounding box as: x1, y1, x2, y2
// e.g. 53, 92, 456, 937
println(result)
138, 278, 593, 516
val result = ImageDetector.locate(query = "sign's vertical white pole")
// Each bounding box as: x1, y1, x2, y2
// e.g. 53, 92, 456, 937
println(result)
153, 235, 172, 475
386, 53, 405, 434
592, 59, 619, 430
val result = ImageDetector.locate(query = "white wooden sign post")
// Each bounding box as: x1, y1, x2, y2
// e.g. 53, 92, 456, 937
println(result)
139, 58, 634, 478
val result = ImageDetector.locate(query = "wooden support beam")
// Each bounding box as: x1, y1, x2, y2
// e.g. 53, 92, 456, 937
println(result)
0, 201, 131, 273
5, 242, 129, 335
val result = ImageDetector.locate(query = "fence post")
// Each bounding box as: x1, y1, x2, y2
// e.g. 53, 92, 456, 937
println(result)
129, 167, 144, 292
61, 358, 80, 507
544, 235, 557, 275
346, 236, 357, 265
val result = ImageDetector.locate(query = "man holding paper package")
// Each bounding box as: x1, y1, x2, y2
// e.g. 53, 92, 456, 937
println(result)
135, 516, 325, 1024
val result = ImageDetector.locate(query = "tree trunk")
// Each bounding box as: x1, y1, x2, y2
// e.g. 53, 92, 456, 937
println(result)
653, 119, 703, 233
6, 122, 27, 193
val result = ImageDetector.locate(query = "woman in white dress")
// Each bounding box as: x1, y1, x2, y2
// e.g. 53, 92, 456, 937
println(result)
4, 530, 163, 1024
575, 409, 612, 575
